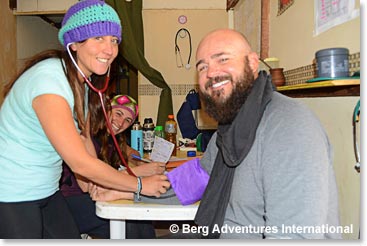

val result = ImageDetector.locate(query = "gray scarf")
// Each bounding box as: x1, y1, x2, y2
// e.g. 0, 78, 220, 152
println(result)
194, 71, 274, 238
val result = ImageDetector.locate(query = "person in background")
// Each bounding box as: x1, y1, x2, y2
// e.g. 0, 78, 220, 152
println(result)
61, 94, 165, 239
0, 0, 169, 239
193, 28, 341, 239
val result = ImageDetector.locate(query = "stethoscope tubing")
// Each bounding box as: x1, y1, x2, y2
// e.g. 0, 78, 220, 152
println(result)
175, 28, 192, 69
353, 99, 360, 172
66, 43, 135, 177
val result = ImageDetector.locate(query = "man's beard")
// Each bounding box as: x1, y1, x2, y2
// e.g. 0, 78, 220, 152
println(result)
199, 62, 255, 125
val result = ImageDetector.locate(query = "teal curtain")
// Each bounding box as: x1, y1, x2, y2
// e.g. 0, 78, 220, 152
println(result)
106, 0, 173, 127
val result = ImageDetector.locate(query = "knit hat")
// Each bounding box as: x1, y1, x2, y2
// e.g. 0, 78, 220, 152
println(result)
58, 0, 122, 47
110, 95, 139, 121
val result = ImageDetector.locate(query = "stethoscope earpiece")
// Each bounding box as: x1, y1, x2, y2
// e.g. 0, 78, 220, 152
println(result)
175, 28, 192, 70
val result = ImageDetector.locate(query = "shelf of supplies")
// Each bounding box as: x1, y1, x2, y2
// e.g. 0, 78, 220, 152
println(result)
277, 79, 360, 98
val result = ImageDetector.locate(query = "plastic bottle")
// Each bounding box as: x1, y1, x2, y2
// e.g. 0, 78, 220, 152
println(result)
131, 121, 143, 157
154, 125, 165, 139
143, 118, 155, 154
165, 114, 177, 156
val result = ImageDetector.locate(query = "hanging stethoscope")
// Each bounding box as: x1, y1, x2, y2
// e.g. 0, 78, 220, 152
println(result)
66, 43, 135, 177
352, 99, 360, 173
175, 28, 192, 70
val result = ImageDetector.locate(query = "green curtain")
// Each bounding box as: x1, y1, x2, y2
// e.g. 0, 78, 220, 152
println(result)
106, 0, 173, 127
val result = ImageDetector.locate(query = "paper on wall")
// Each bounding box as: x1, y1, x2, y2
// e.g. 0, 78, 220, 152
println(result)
314, 0, 360, 36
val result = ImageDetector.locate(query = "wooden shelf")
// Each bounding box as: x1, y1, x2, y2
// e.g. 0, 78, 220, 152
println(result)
13, 11, 66, 15
277, 79, 360, 98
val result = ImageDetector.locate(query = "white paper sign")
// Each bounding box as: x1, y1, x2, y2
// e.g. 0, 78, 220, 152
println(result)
314, 0, 359, 36
149, 136, 174, 163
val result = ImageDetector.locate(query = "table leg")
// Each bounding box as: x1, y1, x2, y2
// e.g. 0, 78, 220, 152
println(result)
110, 219, 126, 239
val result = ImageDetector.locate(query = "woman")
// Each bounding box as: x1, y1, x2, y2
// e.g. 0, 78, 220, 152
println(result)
0, 0, 169, 239
61, 94, 164, 239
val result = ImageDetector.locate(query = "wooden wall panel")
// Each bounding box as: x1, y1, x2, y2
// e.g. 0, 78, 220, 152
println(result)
0, 0, 17, 103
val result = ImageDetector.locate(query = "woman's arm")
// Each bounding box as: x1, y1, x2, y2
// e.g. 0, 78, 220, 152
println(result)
88, 183, 134, 201
126, 145, 144, 166
131, 162, 166, 177
75, 113, 96, 192
32, 94, 170, 197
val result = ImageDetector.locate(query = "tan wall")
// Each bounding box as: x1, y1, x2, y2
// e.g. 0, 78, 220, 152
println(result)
139, 0, 228, 131
258, 0, 361, 239
233, 0, 261, 54
265, 0, 361, 239
17, 16, 62, 68
0, 0, 17, 104
299, 97, 361, 240
269, 0, 360, 70
143, 0, 225, 9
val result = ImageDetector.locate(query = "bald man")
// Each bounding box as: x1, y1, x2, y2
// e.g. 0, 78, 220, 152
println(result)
194, 29, 341, 239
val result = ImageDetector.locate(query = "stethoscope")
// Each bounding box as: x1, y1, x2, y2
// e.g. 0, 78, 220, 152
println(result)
66, 43, 135, 177
352, 99, 360, 173
175, 28, 192, 70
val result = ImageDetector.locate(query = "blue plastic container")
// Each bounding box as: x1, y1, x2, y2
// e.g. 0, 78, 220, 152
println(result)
131, 122, 144, 157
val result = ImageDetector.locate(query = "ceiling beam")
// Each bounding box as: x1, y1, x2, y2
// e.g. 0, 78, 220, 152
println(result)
227, 0, 239, 11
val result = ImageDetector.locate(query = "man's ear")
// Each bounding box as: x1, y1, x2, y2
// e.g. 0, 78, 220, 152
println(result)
247, 52, 259, 75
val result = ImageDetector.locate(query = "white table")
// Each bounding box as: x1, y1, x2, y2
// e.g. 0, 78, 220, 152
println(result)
96, 200, 199, 239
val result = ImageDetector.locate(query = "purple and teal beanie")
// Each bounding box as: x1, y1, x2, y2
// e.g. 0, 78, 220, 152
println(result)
110, 95, 139, 121
58, 0, 122, 48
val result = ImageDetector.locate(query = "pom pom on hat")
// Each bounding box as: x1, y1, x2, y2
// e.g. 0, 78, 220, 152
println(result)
110, 95, 139, 121
58, 0, 122, 47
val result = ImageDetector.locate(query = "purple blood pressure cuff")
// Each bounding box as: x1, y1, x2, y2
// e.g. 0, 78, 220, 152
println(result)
166, 158, 209, 205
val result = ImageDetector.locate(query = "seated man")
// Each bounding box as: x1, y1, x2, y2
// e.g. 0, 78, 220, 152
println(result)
90, 29, 341, 240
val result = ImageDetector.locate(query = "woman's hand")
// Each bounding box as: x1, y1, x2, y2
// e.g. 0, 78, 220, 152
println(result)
126, 146, 144, 166
131, 162, 166, 177
88, 182, 134, 201
141, 175, 171, 197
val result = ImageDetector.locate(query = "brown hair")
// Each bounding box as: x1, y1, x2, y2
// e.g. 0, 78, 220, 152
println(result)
3, 48, 127, 168
3, 49, 103, 136
90, 93, 129, 169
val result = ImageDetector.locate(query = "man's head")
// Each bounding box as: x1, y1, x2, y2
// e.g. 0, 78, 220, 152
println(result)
195, 29, 259, 124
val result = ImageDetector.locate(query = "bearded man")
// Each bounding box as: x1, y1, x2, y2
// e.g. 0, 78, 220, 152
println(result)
194, 29, 341, 239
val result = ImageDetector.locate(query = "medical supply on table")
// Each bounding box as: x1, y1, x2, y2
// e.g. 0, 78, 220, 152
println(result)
131, 154, 152, 163
150, 136, 175, 163
165, 114, 177, 156
131, 121, 144, 157
187, 151, 196, 157
154, 125, 165, 139
143, 118, 155, 154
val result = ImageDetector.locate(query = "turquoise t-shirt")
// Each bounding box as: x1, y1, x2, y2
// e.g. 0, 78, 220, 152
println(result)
0, 58, 78, 202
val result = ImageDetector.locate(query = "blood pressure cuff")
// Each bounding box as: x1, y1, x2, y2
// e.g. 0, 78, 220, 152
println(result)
166, 158, 209, 205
